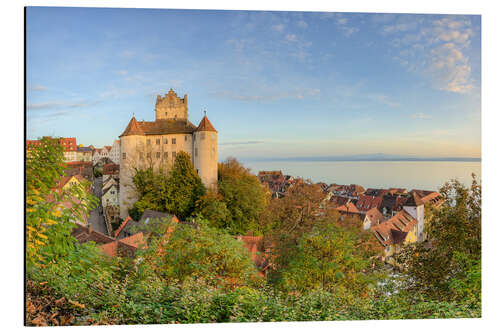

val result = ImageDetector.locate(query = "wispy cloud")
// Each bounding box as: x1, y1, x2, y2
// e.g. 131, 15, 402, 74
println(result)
27, 100, 101, 111
411, 112, 432, 119
29, 85, 47, 91
272, 24, 285, 33
285, 34, 297, 42
370, 94, 400, 108
212, 88, 320, 102
382, 15, 477, 94
297, 20, 308, 29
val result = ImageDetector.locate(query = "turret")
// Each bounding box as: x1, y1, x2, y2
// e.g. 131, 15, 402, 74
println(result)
193, 115, 218, 191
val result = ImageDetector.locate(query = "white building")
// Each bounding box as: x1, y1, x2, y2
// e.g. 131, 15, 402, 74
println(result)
119, 89, 218, 218
109, 140, 121, 164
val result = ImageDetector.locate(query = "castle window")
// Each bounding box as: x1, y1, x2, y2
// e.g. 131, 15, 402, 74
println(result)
185, 135, 188, 141
163, 152, 168, 159
163, 138, 168, 144
147, 139, 151, 145
156, 152, 161, 159
147, 152, 151, 158
201, 133, 206, 140
122, 153, 126, 160
172, 151, 176, 159
156, 139, 160, 145
139, 152, 144, 159
196, 169, 199, 174
165, 112, 168, 117
172, 138, 176, 145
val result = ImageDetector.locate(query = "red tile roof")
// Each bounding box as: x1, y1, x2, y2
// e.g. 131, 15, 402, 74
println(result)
195, 115, 217, 132
356, 194, 383, 212
370, 209, 417, 247
114, 216, 133, 238
120, 117, 197, 137
335, 202, 361, 214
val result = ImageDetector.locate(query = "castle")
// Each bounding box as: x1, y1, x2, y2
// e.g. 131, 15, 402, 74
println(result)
119, 89, 218, 218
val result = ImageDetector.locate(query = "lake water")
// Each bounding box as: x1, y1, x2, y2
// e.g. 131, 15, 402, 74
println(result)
242, 161, 481, 191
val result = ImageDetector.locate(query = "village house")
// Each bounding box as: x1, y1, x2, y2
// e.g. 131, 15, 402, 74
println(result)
64, 161, 94, 182
76, 146, 93, 162
27, 137, 78, 162
362, 207, 385, 230
109, 140, 121, 164
403, 190, 444, 242
102, 181, 119, 208
355, 194, 383, 213
71, 222, 144, 258
370, 209, 419, 262
93, 147, 111, 165
102, 163, 120, 182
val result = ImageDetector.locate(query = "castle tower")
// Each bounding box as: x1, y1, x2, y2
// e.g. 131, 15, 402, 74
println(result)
155, 88, 188, 121
193, 115, 218, 191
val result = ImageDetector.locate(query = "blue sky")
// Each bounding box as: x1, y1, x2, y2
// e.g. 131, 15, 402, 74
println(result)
26, 7, 481, 159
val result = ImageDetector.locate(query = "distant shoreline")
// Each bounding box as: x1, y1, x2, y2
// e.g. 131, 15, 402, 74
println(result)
241, 157, 481, 163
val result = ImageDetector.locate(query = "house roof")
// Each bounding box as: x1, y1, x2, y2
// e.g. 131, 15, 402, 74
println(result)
54, 174, 85, 190
102, 183, 118, 197
76, 146, 93, 152
120, 117, 197, 137
71, 223, 115, 244
356, 194, 383, 212
370, 209, 417, 247
114, 216, 134, 238
405, 190, 444, 207
103, 163, 120, 175
364, 207, 384, 227
335, 202, 361, 214
195, 115, 217, 132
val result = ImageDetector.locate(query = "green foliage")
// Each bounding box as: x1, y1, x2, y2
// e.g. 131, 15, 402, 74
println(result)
26, 137, 98, 266
195, 157, 267, 235
395, 175, 481, 305
278, 222, 377, 298
131, 151, 206, 220
134, 220, 260, 287
93, 167, 102, 178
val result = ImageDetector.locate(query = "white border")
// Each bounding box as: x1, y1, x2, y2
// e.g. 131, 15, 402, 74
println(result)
3, 1, 499, 332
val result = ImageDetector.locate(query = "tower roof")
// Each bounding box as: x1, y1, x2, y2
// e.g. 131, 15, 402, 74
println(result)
195, 115, 217, 132
120, 117, 144, 137
120, 117, 197, 137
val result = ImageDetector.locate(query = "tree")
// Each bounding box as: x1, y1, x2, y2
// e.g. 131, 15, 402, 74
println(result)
394, 175, 481, 302
278, 222, 377, 298
131, 151, 206, 220
134, 219, 260, 287
26, 137, 98, 265
195, 157, 267, 235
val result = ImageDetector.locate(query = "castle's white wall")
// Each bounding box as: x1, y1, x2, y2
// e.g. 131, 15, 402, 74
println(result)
193, 131, 218, 191
119, 133, 196, 218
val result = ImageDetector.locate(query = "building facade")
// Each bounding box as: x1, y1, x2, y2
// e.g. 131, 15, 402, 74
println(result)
119, 89, 218, 218
109, 140, 121, 164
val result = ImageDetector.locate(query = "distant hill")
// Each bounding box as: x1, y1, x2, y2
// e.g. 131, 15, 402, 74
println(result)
244, 154, 481, 162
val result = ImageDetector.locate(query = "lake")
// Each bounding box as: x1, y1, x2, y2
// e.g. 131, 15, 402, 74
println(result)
242, 161, 481, 191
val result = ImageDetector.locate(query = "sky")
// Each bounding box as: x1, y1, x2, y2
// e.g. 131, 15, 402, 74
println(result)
26, 7, 481, 160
